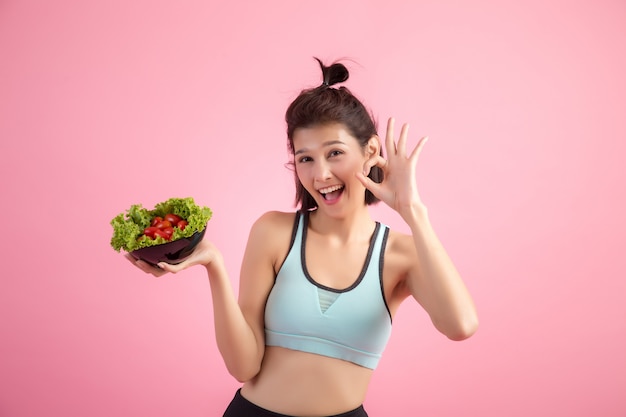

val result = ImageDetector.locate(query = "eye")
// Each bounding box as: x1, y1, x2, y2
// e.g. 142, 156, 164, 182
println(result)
328, 150, 343, 158
297, 155, 312, 163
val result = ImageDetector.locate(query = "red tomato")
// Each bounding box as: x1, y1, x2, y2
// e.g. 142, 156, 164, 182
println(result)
151, 216, 163, 227
143, 226, 159, 239
162, 226, 174, 238
155, 220, 172, 229
177, 220, 188, 230
165, 213, 182, 225
154, 229, 170, 240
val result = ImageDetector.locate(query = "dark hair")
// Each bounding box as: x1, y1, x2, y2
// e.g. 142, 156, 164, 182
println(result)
285, 58, 383, 210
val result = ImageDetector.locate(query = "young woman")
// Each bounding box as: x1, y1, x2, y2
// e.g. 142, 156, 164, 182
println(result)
128, 58, 478, 417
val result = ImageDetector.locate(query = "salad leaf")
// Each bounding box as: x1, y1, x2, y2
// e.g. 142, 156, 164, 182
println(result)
110, 197, 212, 252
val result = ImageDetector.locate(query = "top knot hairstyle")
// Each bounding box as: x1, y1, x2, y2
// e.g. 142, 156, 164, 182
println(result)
285, 58, 383, 211
318, 57, 349, 86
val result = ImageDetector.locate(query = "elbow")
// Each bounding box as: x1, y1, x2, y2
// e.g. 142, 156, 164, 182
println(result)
446, 315, 479, 341
233, 374, 254, 384
435, 311, 479, 341
227, 362, 261, 383
219, 344, 264, 383
224, 357, 261, 383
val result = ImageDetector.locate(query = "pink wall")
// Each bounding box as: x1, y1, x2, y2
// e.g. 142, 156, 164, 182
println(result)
1, 1, 625, 416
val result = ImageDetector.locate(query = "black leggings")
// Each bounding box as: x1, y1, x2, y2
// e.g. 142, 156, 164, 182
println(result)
223, 389, 369, 417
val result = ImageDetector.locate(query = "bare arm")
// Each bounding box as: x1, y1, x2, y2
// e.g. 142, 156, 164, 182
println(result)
126, 212, 280, 381
357, 118, 478, 340
402, 206, 478, 340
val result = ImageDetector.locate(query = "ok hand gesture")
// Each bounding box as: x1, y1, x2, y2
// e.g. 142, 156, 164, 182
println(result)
356, 117, 428, 222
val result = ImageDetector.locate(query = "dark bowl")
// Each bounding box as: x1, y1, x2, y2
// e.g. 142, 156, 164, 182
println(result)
130, 228, 206, 267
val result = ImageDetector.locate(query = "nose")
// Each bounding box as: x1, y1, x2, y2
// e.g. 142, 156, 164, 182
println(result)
313, 160, 332, 181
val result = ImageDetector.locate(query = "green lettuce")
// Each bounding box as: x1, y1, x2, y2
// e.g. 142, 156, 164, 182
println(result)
110, 197, 212, 252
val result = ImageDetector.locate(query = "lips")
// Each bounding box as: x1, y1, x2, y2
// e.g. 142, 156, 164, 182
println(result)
318, 185, 344, 201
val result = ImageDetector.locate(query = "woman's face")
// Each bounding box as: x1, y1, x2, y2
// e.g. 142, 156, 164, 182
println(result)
292, 123, 376, 214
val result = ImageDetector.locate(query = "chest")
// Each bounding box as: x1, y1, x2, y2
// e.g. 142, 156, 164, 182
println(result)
267, 221, 388, 318
304, 234, 372, 290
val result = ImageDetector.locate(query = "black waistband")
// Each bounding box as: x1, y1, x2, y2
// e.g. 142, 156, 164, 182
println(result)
223, 389, 369, 417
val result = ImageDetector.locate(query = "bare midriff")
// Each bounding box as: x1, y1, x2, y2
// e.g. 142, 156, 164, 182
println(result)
240, 346, 373, 416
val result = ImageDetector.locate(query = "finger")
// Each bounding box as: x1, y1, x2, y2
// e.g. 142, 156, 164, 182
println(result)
157, 261, 186, 274
409, 136, 429, 164
355, 171, 383, 196
362, 155, 387, 176
385, 117, 397, 156
397, 123, 410, 158
125, 254, 167, 277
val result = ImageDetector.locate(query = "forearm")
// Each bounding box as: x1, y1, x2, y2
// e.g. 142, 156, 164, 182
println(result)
405, 204, 479, 340
204, 260, 263, 381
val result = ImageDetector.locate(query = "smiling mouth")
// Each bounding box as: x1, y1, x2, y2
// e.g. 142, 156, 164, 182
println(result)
318, 185, 344, 201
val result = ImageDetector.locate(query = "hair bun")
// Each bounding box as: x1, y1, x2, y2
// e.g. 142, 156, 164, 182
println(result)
315, 57, 349, 87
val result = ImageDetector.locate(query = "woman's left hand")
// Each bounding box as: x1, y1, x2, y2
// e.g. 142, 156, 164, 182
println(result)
356, 117, 428, 220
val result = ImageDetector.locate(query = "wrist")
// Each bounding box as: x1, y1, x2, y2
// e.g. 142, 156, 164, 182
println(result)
204, 250, 225, 276
402, 201, 429, 226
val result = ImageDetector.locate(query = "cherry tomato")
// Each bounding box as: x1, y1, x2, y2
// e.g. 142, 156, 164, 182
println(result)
143, 226, 159, 239
177, 220, 188, 230
162, 226, 174, 237
150, 216, 163, 227
154, 229, 170, 240
164, 213, 182, 225
155, 220, 172, 229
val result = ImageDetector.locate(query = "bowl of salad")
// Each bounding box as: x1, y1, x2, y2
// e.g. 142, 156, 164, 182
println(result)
110, 197, 212, 267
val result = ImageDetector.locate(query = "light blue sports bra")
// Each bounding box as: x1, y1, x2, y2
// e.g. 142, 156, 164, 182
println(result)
264, 212, 392, 369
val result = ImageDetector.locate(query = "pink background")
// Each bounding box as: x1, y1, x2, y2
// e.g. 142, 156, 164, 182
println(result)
1, 1, 625, 416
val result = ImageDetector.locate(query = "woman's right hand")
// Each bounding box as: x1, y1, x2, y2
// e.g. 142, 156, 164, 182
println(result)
124, 239, 222, 277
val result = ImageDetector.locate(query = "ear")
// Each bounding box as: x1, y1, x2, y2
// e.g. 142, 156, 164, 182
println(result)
365, 135, 381, 158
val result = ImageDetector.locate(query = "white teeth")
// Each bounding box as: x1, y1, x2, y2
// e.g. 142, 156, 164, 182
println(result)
318, 185, 344, 194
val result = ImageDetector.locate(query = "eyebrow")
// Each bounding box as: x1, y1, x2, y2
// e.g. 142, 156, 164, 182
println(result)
294, 140, 346, 156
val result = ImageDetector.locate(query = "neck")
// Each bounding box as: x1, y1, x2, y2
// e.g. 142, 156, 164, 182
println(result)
307, 206, 375, 243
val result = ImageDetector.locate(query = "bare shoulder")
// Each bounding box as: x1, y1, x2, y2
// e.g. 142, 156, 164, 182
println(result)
240, 211, 298, 293
249, 211, 297, 244
251, 210, 297, 231
247, 211, 298, 271
385, 228, 417, 260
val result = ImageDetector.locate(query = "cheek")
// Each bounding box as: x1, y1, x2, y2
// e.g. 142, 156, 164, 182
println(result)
343, 158, 366, 176
294, 164, 310, 185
